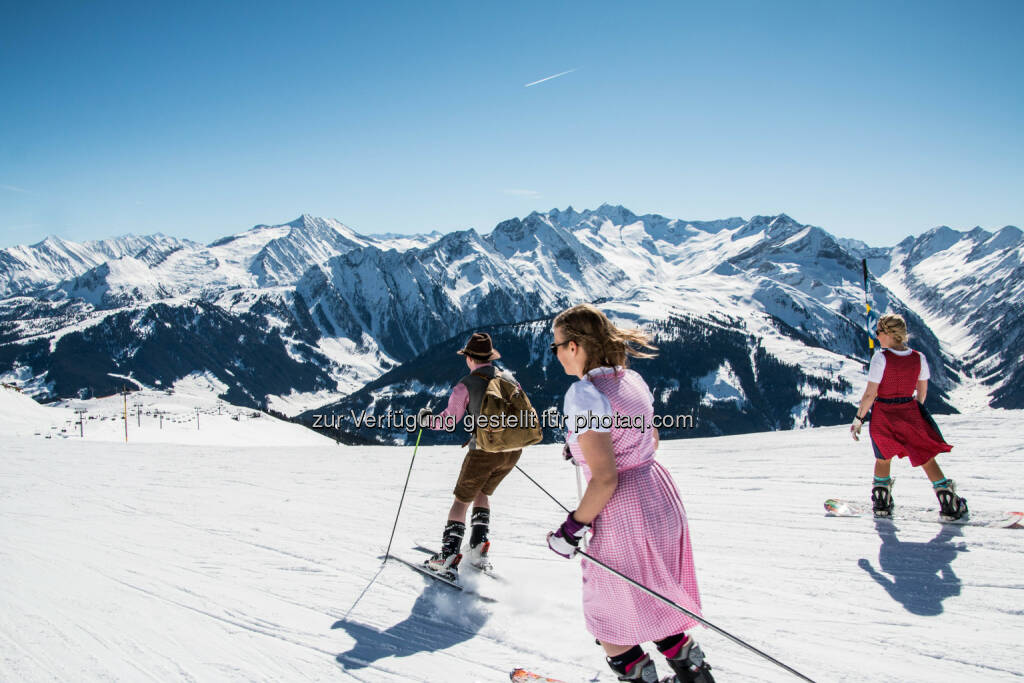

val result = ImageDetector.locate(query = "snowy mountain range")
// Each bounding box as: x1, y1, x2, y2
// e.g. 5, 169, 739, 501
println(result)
1, 206, 1020, 437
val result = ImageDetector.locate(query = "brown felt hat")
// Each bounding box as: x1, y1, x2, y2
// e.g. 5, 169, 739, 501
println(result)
456, 332, 501, 360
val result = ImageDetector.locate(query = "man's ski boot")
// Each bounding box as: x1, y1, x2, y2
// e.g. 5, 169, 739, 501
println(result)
658, 636, 715, 683
468, 507, 493, 572
425, 520, 464, 581
871, 477, 894, 518
934, 479, 969, 521
607, 648, 659, 682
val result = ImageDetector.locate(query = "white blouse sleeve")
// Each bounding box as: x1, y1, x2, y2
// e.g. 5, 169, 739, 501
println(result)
917, 353, 930, 381
866, 351, 886, 384
563, 380, 613, 441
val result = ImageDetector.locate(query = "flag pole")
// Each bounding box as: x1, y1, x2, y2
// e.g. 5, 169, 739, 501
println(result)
862, 259, 875, 360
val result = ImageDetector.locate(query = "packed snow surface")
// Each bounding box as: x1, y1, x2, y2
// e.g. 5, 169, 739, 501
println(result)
0, 384, 325, 447
1, 396, 1021, 681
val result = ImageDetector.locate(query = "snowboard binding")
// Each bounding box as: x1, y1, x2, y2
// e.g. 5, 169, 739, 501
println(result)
871, 478, 894, 518
935, 479, 969, 521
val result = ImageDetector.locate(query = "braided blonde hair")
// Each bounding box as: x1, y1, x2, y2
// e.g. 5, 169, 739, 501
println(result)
552, 303, 657, 374
876, 313, 909, 346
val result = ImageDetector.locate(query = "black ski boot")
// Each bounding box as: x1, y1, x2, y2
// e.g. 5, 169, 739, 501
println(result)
425, 520, 464, 580
607, 647, 659, 682
658, 636, 715, 683
468, 507, 492, 571
934, 479, 968, 521
871, 477, 894, 518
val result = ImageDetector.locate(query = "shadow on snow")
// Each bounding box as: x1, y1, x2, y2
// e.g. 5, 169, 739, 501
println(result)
857, 519, 967, 616
332, 582, 490, 670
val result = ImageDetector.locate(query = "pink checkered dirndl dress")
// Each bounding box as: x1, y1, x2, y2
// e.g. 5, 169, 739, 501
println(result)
566, 367, 703, 645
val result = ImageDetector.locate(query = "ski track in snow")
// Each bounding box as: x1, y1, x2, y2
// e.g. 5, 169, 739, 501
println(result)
2, 412, 1023, 682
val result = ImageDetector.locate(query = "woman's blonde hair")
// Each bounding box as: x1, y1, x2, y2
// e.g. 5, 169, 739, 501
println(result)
876, 313, 909, 345
552, 303, 657, 374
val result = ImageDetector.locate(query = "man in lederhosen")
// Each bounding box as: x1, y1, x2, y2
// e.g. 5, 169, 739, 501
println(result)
418, 332, 522, 578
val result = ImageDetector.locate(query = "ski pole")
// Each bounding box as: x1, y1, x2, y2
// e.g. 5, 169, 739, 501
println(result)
384, 427, 423, 564
573, 461, 589, 552
575, 549, 815, 682
516, 464, 568, 512
516, 465, 818, 683
577, 458, 585, 501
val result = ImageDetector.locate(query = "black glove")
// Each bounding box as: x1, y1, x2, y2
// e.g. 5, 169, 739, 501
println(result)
562, 443, 573, 461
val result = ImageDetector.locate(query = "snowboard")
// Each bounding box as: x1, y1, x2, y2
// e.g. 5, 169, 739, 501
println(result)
824, 498, 1024, 528
510, 668, 566, 682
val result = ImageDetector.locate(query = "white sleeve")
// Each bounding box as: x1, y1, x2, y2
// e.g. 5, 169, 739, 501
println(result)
563, 381, 613, 440
917, 353, 930, 381
866, 351, 886, 384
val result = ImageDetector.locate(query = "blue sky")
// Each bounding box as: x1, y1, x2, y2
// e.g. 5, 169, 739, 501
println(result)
2, 1, 1022, 248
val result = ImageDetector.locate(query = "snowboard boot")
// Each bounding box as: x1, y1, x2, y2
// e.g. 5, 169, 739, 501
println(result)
871, 476, 894, 518
934, 479, 968, 521
468, 507, 492, 571
425, 520, 464, 580
607, 647, 659, 682
657, 635, 715, 683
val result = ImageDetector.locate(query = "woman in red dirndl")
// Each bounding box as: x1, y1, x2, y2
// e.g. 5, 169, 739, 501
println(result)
850, 313, 968, 520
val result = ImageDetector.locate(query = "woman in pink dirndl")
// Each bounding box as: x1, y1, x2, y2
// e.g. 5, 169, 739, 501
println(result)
850, 313, 967, 520
546, 304, 714, 683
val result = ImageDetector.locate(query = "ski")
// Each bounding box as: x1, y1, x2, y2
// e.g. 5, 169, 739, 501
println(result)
413, 542, 505, 581
382, 554, 498, 603
389, 554, 462, 588
824, 498, 1023, 528
510, 668, 566, 682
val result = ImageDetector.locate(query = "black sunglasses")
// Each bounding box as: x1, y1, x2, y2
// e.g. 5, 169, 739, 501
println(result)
549, 340, 572, 354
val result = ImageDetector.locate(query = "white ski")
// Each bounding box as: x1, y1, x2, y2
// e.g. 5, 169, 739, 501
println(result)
381, 553, 498, 603
413, 542, 504, 581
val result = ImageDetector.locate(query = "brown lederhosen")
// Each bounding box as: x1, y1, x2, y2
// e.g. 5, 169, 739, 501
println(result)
453, 448, 522, 502
451, 364, 523, 502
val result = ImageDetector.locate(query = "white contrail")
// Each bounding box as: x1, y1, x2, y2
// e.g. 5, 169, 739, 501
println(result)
524, 68, 578, 88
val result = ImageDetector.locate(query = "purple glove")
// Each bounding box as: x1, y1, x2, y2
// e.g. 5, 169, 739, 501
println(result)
546, 511, 590, 558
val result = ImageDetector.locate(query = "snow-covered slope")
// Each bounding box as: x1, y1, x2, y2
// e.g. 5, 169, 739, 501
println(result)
2, 404, 1020, 682
0, 382, 329, 446
0, 384, 73, 435
876, 225, 1024, 409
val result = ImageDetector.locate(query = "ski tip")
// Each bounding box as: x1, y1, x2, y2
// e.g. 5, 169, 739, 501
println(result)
999, 511, 1024, 528
824, 498, 860, 516
510, 668, 566, 682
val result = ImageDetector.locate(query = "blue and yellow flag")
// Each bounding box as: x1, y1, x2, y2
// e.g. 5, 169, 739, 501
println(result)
862, 259, 879, 358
